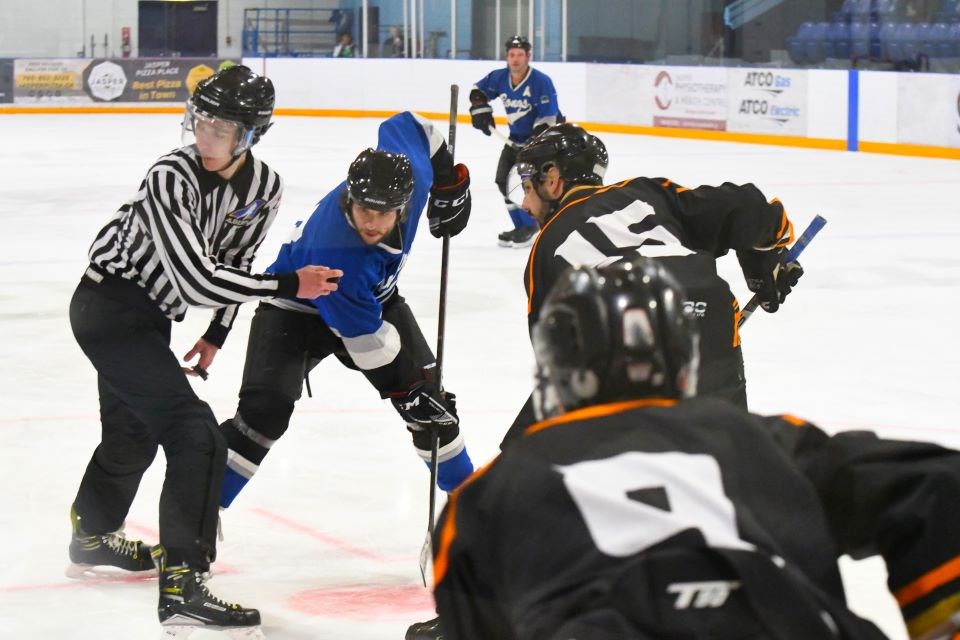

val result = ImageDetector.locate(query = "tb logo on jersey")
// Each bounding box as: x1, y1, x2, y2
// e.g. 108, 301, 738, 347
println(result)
667, 580, 741, 609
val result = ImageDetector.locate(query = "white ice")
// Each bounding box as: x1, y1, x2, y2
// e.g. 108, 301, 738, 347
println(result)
0, 112, 957, 639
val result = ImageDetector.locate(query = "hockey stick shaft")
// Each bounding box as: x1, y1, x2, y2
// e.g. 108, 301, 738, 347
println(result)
488, 125, 520, 148
738, 214, 827, 327
420, 84, 459, 587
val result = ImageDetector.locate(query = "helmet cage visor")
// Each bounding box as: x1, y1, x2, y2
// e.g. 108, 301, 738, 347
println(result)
181, 101, 256, 158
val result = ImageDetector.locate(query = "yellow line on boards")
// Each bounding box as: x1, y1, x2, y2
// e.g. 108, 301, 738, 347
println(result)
2, 105, 957, 160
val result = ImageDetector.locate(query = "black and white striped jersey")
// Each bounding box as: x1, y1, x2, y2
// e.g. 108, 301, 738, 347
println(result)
86, 145, 297, 347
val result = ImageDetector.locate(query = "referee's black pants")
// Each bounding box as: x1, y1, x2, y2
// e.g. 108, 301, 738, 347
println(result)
69, 271, 225, 569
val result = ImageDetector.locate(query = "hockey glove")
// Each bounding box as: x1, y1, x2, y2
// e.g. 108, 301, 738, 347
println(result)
390, 382, 459, 428
737, 248, 804, 313
427, 164, 471, 238
469, 89, 494, 135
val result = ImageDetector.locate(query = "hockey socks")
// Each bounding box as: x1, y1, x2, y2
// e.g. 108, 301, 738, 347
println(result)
433, 447, 474, 492
507, 204, 538, 230
413, 432, 474, 492
219, 464, 251, 509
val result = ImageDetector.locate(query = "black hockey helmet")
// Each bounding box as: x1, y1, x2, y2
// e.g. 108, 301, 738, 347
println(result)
190, 65, 275, 144
516, 123, 608, 188
505, 34, 532, 52
531, 257, 699, 419
347, 148, 415, 212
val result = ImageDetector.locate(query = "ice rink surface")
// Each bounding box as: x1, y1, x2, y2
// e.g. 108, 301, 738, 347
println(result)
0, 111, 957, 639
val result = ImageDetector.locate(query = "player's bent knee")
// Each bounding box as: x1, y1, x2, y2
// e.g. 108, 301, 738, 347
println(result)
236, 388, 296, 441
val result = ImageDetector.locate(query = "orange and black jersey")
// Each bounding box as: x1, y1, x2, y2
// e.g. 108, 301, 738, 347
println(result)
524, 177, 793, 328
433, 397, 960, 640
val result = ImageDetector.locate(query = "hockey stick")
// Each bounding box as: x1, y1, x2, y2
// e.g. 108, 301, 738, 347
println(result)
488, 125, 520, 148
738, 214, 827, 327
418, 84, 459, 587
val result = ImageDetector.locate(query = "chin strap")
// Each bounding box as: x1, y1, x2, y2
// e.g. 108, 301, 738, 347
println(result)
209, 152, 245, 174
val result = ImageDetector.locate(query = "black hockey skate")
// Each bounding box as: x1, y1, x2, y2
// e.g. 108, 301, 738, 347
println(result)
153, 546, 264, 639
406, 615, 444, 640
66, 505, 155, 578
497, 225, 538, 248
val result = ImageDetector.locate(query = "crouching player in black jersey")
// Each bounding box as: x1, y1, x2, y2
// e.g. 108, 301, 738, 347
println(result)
499, 122, 804, 446
66, 65, 342, 636
429, 257, 960, 640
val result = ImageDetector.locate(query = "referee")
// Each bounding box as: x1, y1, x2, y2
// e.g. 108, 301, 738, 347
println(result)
65, 65, 341, 631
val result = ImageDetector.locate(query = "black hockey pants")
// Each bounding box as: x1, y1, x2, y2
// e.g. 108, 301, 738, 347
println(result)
69, 270, 225, 568
221, 299, 462, 476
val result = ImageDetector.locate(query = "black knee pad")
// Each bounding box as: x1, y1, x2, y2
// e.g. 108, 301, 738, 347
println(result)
237, 388, 296, 441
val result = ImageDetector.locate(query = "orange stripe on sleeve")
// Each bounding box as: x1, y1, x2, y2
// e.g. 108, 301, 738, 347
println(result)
732, 299, 742, 348
894, 555, 960, 608
780, 414, 808, 427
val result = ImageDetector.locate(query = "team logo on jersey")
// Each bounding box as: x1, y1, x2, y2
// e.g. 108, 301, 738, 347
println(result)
225, 199, 265, 227
667, 580, 741, 609
523, 86, 532, 97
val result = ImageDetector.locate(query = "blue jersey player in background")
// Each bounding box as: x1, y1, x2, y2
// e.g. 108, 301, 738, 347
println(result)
216, 111, 475, 511
470, 35, 563, 248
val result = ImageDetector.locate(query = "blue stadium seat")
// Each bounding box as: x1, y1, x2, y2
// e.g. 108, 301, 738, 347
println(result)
878, 21, 900, 60
876, 0, 899, 22
828, 21, 851, 58
804, 22, 830, 63
900, 22, 925, 60
935, 0, 959, 23
787, 21, 815, 64
949, 22, 960, 55
927, 22, 952, 57
836, 0, 873, 23
850, 21, 873, 59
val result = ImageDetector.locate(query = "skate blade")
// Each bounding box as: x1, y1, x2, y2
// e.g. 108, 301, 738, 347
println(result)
65, 562, 157, 580
160, 624, 266, 639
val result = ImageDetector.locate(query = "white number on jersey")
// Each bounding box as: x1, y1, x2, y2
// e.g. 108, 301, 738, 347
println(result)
556, 451, 754, 557
554, 200, 694, 267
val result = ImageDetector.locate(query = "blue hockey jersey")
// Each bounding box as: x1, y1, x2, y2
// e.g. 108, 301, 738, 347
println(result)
474, 66, 561, 144
266, 111, 444, 371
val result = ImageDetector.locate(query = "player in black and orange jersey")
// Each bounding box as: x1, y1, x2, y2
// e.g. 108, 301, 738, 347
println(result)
431, 258, 960, 640
498, 122, 804, 446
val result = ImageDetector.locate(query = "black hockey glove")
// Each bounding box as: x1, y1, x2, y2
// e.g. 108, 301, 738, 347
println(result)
737, 248, 804, 313
390, 382, 459, 428
427, 164, 471, 238
469, 89, 494, 135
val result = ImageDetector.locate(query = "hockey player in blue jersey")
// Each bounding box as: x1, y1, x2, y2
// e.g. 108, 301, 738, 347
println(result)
470, 34, 563, 248
216, 111, 475, 510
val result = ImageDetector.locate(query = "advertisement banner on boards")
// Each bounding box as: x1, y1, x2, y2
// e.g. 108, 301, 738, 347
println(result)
651, 66, 727, 131
83, 58, 240, 103
726, 69, 807, 136
14, 58, 91, 103
897, 73, 960, 149
0, 59, 13, 103
11, 58, 241, 104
